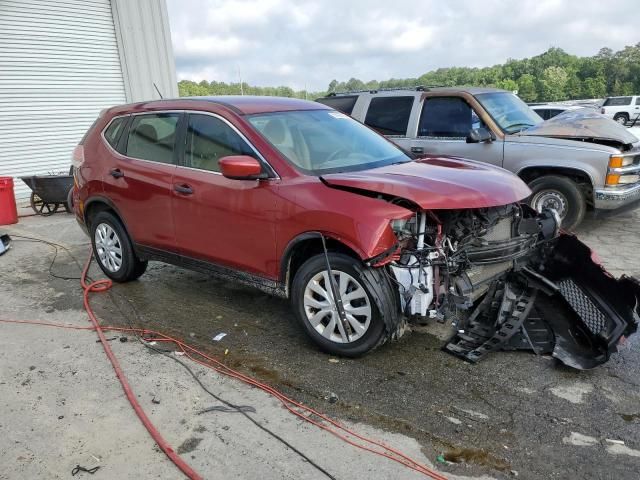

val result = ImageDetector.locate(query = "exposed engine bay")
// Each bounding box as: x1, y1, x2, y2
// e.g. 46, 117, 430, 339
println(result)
387, 203, 640, 369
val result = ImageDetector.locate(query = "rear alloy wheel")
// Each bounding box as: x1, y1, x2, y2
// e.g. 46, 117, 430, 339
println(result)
291, 252, 399, 357
528, 175, 586, 231
90, 210, 147, 282
614, 113, 629, 125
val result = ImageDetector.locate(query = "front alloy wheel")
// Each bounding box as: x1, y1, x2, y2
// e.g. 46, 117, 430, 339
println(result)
303, 270, 372, 343
291, 252, 400, 357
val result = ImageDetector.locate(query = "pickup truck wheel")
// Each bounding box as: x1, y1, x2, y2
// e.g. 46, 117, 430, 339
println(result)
90, 211, 147, 282
291, 253, 397, 357
614, 113, 629, 125
528, 175, 586, 231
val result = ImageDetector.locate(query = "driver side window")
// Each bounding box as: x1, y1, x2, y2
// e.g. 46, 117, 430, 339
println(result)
185, 114, 255, 172
418, 97, 483, 138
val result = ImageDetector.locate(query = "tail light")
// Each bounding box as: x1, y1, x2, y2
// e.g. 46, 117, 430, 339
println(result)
72, 145, 85, 168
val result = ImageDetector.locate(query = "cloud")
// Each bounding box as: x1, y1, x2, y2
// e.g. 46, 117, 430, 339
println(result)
166, 0, 638, 91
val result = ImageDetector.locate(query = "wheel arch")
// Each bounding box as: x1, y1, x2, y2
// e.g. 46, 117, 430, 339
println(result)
83, 197, 139, 254
517, 166, 594, 206
280, 232, 363, 297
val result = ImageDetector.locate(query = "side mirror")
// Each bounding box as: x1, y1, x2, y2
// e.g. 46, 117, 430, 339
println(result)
219, 155, 267, 180
466, 127, 494, 143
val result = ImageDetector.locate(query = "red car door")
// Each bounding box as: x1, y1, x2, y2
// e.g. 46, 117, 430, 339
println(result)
102, 112, 180, 251
171, 112, 279, 278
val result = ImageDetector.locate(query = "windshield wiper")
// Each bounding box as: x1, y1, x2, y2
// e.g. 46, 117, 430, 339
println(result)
504, 123, 534, 133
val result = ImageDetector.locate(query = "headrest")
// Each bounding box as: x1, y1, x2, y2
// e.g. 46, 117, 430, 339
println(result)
263, 119, 286, 144
136, 123, 158, 142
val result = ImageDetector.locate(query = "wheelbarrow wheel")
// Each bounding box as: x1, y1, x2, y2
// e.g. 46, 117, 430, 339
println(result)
30, 192, 59, 216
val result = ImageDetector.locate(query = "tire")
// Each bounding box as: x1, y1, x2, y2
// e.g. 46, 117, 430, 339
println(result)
90, 210, 147, 282
614, 113, 629, 125
527, 175, 586, 231
64, 188, 73, 214
291, 252, 400, 357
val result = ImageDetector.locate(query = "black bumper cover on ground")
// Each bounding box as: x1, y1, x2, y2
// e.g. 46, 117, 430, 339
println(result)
445, 234, 640, 369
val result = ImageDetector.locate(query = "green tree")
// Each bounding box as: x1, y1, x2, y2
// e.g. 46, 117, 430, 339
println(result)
496, 79, 518, 92
517, 74, 537, 102
539, 66, 569, 101
582, 77, 607, 99
566, 75, 582, 99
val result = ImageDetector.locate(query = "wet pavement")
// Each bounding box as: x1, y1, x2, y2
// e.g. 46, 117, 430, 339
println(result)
2, 206, 640, 479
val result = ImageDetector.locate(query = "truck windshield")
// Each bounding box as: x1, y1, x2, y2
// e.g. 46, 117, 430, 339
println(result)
247, 110, 411, 175
475, 92, 543, 134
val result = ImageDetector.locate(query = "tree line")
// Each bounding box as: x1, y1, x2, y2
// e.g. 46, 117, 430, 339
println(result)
178, 44, 640, 102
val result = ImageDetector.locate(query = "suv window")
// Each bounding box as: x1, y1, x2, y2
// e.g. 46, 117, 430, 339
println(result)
104, 116, 126, 149
364, 96, 413, 136
419, 97, 478, 137
185, 114, 255, 172
316, 96, 358, 115
636, 98, 640, 105
125, 113, 179, 164
604, 97, 632, 106
534, 109, 549, 120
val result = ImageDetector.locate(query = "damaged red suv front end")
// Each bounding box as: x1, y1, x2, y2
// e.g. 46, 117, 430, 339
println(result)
321, 156, 640, 369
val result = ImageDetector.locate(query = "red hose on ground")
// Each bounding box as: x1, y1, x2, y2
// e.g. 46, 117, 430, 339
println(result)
2, 248, 449, 480
79, 253, 203, 480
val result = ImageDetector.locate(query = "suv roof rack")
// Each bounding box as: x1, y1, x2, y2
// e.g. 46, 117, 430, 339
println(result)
325, 85, 446, 97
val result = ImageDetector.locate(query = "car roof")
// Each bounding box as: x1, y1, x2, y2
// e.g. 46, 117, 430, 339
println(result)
323, 86, 506, 98
111, 96, 330, 115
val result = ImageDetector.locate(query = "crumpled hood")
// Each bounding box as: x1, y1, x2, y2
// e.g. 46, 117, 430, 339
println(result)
517, 108, 638, 147
321, 156, 531, 210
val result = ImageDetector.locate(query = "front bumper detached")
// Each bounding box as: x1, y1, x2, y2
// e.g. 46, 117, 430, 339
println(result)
445, 234, 640, 370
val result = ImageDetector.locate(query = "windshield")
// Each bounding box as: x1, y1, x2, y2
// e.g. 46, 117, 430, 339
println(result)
475, 92, 542, 134
247, 110, 411, 175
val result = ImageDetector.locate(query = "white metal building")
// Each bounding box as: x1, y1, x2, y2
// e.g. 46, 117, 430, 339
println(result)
0, 0, 178, 199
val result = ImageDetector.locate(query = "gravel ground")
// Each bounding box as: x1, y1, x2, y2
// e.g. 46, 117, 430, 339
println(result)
1, 207, 639, 479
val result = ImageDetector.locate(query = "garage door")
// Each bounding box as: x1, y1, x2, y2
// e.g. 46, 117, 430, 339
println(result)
0, 0, 127, 200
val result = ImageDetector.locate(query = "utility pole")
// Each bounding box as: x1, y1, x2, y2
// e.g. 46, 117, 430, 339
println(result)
237, 67, 244, 95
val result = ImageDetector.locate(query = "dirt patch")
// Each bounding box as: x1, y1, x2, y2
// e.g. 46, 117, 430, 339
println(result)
177, 437, 203, 454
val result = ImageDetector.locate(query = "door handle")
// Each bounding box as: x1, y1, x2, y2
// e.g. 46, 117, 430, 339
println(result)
410, 147, 424, 154
109, 168, 124, 179
174, 184, 193, 195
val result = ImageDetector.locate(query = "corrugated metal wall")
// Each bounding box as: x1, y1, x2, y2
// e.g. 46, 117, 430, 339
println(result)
0, 0, 127, 200
111, 0, 179, 102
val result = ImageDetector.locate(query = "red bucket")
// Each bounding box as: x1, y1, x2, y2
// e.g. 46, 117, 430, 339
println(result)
0, 177, 18, 225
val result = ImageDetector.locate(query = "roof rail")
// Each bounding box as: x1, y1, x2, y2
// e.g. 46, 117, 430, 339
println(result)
325, 85, 446, 97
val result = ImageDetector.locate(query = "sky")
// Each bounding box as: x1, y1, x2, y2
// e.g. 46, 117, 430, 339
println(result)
166, 0, 639, 91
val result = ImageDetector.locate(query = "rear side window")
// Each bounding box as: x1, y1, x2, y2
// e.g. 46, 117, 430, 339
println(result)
104, 117, 126, 149
316, 96, 358, 115
185, 114, 255, 172
419, 97, 476, 137
364, 96, 413, 136
604, 97, 632, 106
534, 109, 549, 120
636, 98, 640, 105
125, 113, 180, 164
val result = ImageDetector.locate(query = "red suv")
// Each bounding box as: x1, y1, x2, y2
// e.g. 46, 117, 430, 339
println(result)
73, 96, 639, 368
